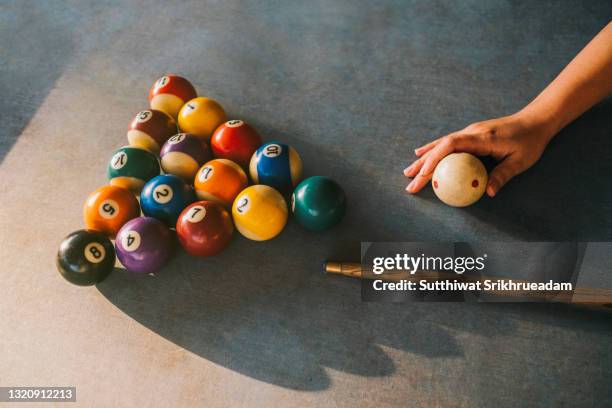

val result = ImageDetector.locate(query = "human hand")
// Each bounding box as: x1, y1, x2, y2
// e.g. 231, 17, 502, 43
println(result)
403, 113, 556, 197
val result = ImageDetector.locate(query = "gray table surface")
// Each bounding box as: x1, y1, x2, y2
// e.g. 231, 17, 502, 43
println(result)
1, 1, 611, 407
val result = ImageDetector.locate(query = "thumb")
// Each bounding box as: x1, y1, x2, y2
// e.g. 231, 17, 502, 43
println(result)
487, 158, 522, 197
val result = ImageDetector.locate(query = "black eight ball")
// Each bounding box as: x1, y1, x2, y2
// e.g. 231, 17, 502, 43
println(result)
56, 229, 115, 286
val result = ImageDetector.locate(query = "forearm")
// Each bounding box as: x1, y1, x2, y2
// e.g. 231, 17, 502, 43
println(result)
519, 22, 612, 139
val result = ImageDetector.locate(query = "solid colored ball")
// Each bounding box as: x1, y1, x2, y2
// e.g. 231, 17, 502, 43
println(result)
292, 176, 347, 231
115, 217, 173, 274
56, 229, 115, 286
176, 201, 234, 257
140, 174, 196, 227
107, 146, 160, 193
160, 133, 211, 181
432, 153, 488, 207
127, 109, 177, 154
178, 97, 227, 141
232, 185, 288, 241
194, 159, 248, 208
83, 185, 140, 237
249, 141, 302, 194
149, 74, 197, 120
211, 120, 262, 169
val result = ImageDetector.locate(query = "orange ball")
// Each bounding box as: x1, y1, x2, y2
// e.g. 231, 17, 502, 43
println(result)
83, 185, 140, 237
194, 159, 247, 208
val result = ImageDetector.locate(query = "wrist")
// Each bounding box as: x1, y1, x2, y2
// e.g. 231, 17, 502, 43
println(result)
512, 107, 560, 143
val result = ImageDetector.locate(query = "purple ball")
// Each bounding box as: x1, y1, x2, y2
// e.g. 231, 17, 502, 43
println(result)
160, 133, 211, 181
115, 217, 174, 274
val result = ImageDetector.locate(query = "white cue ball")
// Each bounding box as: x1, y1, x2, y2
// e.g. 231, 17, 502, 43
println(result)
432, 153, 488, 207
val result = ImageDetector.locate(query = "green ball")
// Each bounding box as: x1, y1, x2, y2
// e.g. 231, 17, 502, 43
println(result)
291, 176, 346, 231
107, 146, 160, 193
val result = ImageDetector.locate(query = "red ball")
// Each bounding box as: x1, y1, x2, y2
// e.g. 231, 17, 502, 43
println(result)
148, 74, 197, 120
176, 201, 233, 257
211, 120, 262, 169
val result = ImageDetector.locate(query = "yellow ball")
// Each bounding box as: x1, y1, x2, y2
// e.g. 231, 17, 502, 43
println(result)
178, 97, 227, 141
232, 185, 288, 241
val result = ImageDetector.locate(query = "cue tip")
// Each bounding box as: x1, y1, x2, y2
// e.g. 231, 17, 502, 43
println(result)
324, 261, 342, 274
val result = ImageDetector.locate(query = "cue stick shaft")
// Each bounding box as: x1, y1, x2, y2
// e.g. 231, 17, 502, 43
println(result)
324, 261, 612, 306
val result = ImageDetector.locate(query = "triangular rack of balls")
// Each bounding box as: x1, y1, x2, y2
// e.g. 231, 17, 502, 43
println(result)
57, 75, 347, 286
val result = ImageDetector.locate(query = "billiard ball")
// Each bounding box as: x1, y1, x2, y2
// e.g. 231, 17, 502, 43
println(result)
56, 229, 115, 286
83, 185, 140, 237
178, 97, 227, 140
115, 217, 174, 274
127, 109, 177, 154
149, 74, 197, 120
211, 120, 262, 169
176, 201, 233, 256
160, 133, 211, 181
107, 146, 160, 193
432, 153, 488, 207
194, 159, 248, 208
292, 176, 346, 231
232, 185, 287, 241
249, 141, 302, 194
140, 174, 196, 227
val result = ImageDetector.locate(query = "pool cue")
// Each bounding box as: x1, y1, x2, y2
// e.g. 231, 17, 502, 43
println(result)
324, 261, 612, 306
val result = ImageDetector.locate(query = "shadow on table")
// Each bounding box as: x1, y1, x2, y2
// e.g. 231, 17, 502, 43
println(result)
96, 259, 611, 392
95, 143, 460, 391
0, 3, 75, 163
96, 139, 611, 391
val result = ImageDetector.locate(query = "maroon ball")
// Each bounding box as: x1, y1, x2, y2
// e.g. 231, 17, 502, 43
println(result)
160, 133, 211, 181
127, 109, 177, 154
176, 201, 233, 257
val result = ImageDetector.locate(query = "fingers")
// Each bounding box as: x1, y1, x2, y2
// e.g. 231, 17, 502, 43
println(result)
405, 148, 450, 193
420, 132, 488, 174
406, 171, 431, 193
414, 139, 441, 156
487, 158, 522, 197
403, 157, 425, 177
407, 127, 499, 194
406, 132, 494, 193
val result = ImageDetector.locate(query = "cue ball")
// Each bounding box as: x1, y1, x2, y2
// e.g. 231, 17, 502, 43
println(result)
232, 185, 288, 241
107, 146, 160, 193
149, 74, 197, 120
127, 109, 177, 154
83, 185, 140, 237
176, 201, 234, 257
249, 141, 302, 194
178, 97, 227, 141
211, 120, 262, 169
115, 217, 173, 274
56, 229, 115, 286
194, 159, 248, 208
160, 133, 211, 181
432, 152, 488, 207
140, 174, 196, 227
292, 176, 347, 231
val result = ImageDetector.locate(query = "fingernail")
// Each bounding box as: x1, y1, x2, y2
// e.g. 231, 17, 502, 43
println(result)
403, 166, 412, 176
487, 182, 496, 197
406, 181, 415, 192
